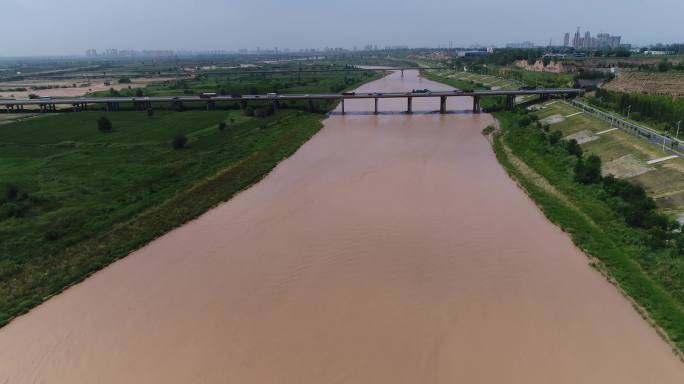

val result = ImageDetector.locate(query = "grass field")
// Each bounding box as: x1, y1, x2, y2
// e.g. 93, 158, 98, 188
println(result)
533, 101, 684, 220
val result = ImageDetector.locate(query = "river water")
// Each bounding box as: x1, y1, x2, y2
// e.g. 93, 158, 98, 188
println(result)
1, 70, 683, 383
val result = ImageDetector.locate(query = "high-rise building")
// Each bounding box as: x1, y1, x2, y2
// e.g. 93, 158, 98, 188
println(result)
564, 33, 570, 47
573, 27, 581, 49
566, 28, 622, 50
584, 31, 591, 48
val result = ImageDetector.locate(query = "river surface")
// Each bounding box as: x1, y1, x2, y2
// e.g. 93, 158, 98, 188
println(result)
1, 70, 684, 383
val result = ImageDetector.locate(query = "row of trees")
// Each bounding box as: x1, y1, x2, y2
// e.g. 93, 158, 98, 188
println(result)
593, 89, 684, 127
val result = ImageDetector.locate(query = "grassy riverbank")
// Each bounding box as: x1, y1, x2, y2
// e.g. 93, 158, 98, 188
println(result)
0, 109, 325, 326
0, 69, 381, 327
491, 110, 684, 354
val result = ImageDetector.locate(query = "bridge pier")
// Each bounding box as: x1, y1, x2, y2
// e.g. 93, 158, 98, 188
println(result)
239, 100, 247, 111
506, 95, 515, 111
206, 100, 216, 111
374, 98, 378, 114
401, 70, 404, 78
340, 99, 345, 114
407, 97, 412, 114
440, 96, 447, 114
473, 96, 481, 113
307, 99, 314, 113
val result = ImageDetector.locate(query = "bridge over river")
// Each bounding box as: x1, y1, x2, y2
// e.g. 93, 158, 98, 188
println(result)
0, 87, 582, 114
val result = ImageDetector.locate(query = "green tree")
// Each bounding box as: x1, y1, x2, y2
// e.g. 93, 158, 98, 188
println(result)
565, 139, 583, 158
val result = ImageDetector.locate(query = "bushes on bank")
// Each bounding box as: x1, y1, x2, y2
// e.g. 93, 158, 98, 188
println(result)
511, 111, 679, 249
172, 135, 187, 150
97, 117, 112, 133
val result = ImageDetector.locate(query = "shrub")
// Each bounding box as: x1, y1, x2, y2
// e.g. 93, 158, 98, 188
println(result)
118, 77, 132, 84
254, 108, 271, 118
565, 139, 583, 158
172, 135, 187, 150
482, 125, 495, 135
574, 154, 602, 184
5, 184, 18, 201
97, 116, 113, 133
147, 109, 154, 118
218, 121, 227, 131
519, 115, 533, 127
548, 130, 563, 145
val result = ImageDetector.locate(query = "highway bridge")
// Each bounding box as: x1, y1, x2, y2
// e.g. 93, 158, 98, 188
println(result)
0, 88, 583, 114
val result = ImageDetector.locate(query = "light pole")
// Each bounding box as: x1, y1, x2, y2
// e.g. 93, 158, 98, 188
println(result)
677, 120, 682, 140
627, 105, 631, 119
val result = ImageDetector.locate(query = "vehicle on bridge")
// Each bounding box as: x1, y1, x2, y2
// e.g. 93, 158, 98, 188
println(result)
412, 89, 431, 94
266, 93, 278, 98
342, 92, 355, 96
518, 86, 537, 91
199, 92, 217, 99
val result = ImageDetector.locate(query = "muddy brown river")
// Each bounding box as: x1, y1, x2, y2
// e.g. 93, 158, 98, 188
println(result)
1, 70, 684, 383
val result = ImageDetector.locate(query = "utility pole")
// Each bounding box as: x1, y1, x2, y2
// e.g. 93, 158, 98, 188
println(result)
627, 105, 631, 119
677, 120, 682, 140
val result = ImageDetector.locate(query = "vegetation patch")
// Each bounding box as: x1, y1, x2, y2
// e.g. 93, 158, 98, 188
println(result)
492, 109, 684, 355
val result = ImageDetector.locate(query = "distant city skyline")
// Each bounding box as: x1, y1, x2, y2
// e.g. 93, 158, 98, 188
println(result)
1, 0, 682, 57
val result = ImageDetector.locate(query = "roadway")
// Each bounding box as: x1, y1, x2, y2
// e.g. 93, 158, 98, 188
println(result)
0, 88, 583, 106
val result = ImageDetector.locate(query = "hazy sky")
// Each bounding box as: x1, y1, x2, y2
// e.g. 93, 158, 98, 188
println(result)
1, 0, 682, 56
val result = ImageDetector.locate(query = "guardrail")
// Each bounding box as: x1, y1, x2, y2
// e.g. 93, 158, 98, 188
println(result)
568, 99, 684, 156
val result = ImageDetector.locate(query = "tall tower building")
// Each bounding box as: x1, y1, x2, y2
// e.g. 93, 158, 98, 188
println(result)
564, 33, 570, 47
584, 31, 591, 48
573, 27, 581, 49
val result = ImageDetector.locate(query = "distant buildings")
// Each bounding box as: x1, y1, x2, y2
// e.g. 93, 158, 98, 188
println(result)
566, 28, 622, 50
643, 50, 675, 55
457, 50, 489, 58
85, 49, 174, 58
506, 41, 535, 49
